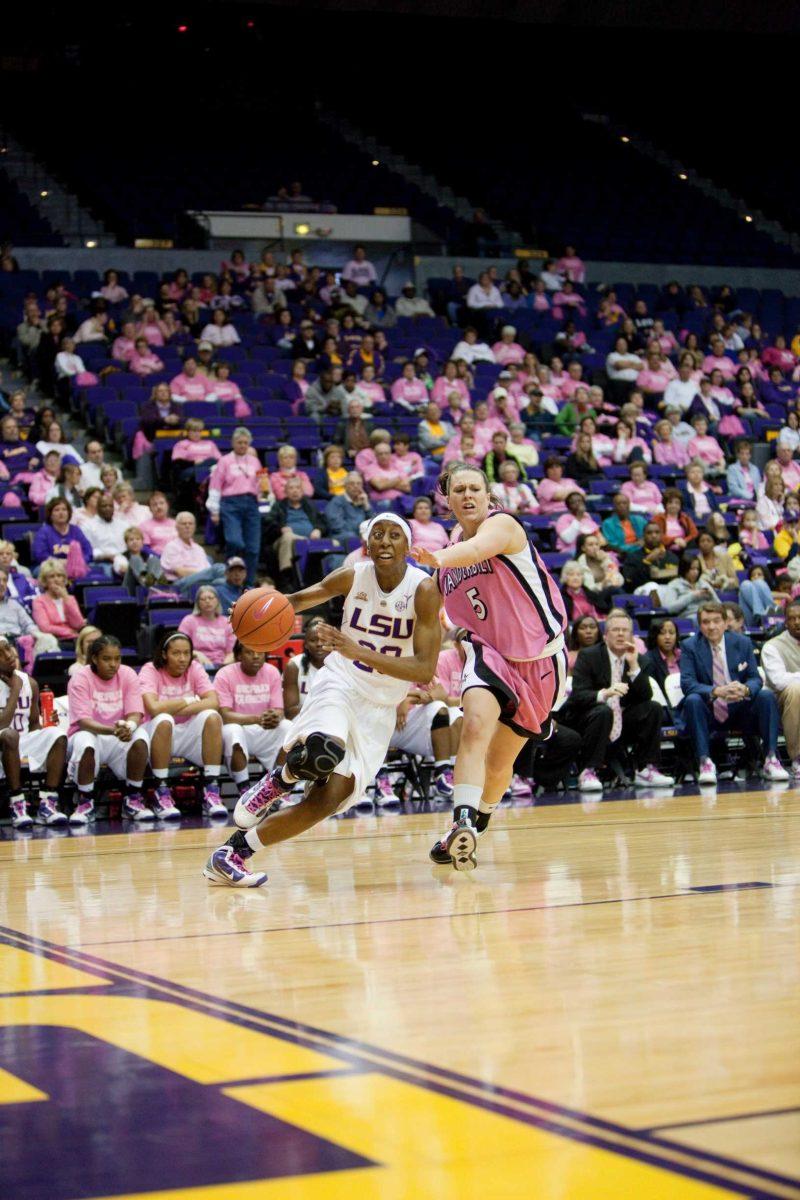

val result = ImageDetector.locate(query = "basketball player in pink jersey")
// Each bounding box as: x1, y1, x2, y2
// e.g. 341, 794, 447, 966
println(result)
412, 462, 568, 870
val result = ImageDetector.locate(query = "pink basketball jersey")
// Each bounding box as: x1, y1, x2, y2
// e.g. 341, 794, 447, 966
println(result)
438, 514, 567, 661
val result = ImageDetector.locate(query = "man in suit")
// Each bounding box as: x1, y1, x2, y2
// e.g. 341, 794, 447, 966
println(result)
679, 600, 788, 785
561, 608, 674, 793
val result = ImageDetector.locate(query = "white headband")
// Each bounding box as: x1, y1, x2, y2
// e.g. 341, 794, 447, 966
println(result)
365, 513, 412, 545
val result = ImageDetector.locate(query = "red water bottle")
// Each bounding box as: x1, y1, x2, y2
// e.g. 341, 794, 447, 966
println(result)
39, 686, 55, 727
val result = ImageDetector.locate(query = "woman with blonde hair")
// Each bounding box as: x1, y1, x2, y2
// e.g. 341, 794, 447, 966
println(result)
177, 585, 236, 668
32, 558, 87, 641
68, 625, 103, 677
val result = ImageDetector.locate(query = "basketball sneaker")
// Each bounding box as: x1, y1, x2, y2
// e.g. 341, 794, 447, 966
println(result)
696, 757, 717, 786
762, 755, 789, 782
69, 800, 95, 826
10, 798, 32, 829
123, 792, 154, 821
203, 846, 268, 888
202, 783, 227, 818
35, 796, 67, 826
433, 767, 454, 799
374, 772, 399, 808
633, 765, 675, 788
234, 769, 288, 829
577, 768, 603, 793
430, 815, 478, 871
152, 785, 181, 820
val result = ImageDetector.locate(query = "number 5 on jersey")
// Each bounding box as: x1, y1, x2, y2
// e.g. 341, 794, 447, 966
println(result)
466, 587, 487, 620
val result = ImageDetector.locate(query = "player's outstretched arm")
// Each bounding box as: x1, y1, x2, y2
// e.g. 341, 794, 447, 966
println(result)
287, 565, 355, 614
411, 512, 526, 571
317, 578, 442, 683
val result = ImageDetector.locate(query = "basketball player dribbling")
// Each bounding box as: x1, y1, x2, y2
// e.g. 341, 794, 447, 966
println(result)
203, 513, 441, 887
411, 462, 568, 871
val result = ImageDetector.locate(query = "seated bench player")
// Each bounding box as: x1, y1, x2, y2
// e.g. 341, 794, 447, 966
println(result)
215, 642, 293, 794
388, 670, 462, 800
0, 635, 68, 829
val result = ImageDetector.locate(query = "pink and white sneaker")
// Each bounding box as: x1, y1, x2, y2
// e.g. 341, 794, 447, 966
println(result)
634, 765, 675, 788
123, 792, 154, 821
11, 798, 32, 829
234, 770, 287, 829
153, 785, 181, 820
374, 772, 399, 808
697, 757, 717, 785
203, 784, 228, 819
35, 796, 67, 826
762, 755, 789, 783
69, 800, 95, 826
508, 775, 532, 798
577, 768, 603, 793
203, 846, 267, 888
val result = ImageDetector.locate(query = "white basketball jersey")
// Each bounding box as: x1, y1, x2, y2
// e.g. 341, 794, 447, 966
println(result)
323, 559, 429, 706
295, 658, 318, 710
0, 670, 32, 733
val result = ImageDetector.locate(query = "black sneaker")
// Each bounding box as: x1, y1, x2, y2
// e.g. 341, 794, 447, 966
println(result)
430, 817, 478, 871
429, 837, 453, 865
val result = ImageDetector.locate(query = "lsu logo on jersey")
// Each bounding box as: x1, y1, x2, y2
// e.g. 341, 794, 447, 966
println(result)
349, 608, 414, 640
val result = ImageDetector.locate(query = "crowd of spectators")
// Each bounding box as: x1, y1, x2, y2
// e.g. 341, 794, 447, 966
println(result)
4, 243, 800, 823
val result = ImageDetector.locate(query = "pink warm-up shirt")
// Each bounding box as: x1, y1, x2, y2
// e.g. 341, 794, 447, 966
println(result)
215, 662, 283, 714
170, 372, 214, 401
172, 438, 222, 464
67, 664, 143, 735
435, 647, 463, 697
409, 518, 449, 553
269, 468, 313, 500
687, 435, 725, 466
138, 660, 213, 724
391, 378, 429, 408
177, 614, 235, 665
210, 451, 263, 499
138, 517, 177, 555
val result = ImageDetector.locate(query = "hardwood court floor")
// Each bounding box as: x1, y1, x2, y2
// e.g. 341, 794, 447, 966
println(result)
0, 788, 799, 1199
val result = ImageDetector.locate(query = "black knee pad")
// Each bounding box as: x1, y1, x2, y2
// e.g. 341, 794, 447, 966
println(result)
430, 709, 450, 731
287, 733, 345, 782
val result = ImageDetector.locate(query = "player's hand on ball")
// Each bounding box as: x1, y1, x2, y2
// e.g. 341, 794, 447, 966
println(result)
410, 545, 439, 568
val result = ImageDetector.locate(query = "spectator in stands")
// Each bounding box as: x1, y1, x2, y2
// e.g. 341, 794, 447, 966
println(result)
659, 555, 717, 622
654, 488, 698, 551
206, 427, 264, 587
408, 496, 448, 555
680, 601, 787, 784
214, 557, 248, 615
636, 347, 675, 401
139, 492, 177, 557
263, 476, 325, 586
762, 335, 796, 373
171, 416, 222, 474
622, 521, 679, 592
78, 440, 105, 492
74, 311, 108, 345
170, 357, 213, 403
662, 357, 700, 414
0, 415, 39, 482
343, 245, 377, 287
490, 459, 538, 514
492, 326, 525, 366
392, 433, 424, 484
610, 417, 652, 465
0, 567, 58, 657
738, 565, 779, 627
29, 450, 63, 507
200, 308, 240, 348
363, 442, 411, 507
314, 445, 348, 500
562, 608, 673, 792
47, 460, 84, 510
363, 289, 396, 329
334, 397, 373, 457
325, 470, 372, 544
537, 456, 583, 515
178, 586, 235, 669
129, 336, 164, 377
696, 529, 738, 591
32, 558, 86, 641
35, 419, 83, 464
269, 444, 313, 501
337, 279, 369, 321
702, 337, 737, 380
601, 493, 647, 556
15, 302, 46, 378
139, 630, 227, 818
564, 430, 603, 486
761, 600, 800, 778
119, 526, 162, 593
33, 498, 93, 570
347, 333, 385, 378
432, 361, 470, 410
304, 367, 347, 423
756, 476, 786, 533
560, 561, 614, 622
293, 321, 321, 362
775, 443, 800, 492
112, 481, 149, 528
391, 361, 428, 411
466, 271, 503, 313
554, 492, 598, 552
651, 417, 689, 469
3, 389, 34, 431
355, 428, 393, 475
160, 512, 226, 595
82, 493, 129, 573
37, 316, 66, 395
620, 461, 662, 514
451, 326, 495, 365
576, 532, 624, 594
726, 439, 762, 501
567, 614, 601, 671
684, 462, 719, 523
68, 625, 102, 678
482, 430, 522, 483
605, 336, 645, 402
734, 507, 768, 557
53, 336, 87, 398
418, 401, 454, 460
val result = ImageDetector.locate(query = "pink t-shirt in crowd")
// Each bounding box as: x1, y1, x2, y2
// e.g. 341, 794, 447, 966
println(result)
159, 537, 210, 580
138, 517, 177, 555
702, 355, 736, 379
620, 480, 663, 512
409, 519, 450, 553
170, 372, 214, 401
536, 477, 584, 514
687, 435, 725, 466
435, 647, 463, 698
177, 614, 236, 666
492, 342, 526, 365
391, 378, 429, 409
172, 438, 222, 464
269, 468, 313, 500
554, 511, 599, 551
653, 439, 690, 468
138, 660, 213, 724
67, 664, 143, 736
431, 377, 470, 408
215, 662, 283, 714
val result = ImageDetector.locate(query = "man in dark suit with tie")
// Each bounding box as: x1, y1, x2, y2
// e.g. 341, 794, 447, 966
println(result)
679, 600, 788, 785
561, 608, 674, 793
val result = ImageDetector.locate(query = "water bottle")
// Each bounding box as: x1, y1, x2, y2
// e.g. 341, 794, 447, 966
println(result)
39, 686, 55, 727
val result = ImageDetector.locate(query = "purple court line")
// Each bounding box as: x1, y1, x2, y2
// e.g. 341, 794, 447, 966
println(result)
216, 1067, 365, 1088
76, 880, 794, 947
0, 924, 797, 1198
642, 1105, 800, 1134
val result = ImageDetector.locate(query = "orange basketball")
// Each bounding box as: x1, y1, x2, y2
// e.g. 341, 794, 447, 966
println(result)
230, 587, 295, 653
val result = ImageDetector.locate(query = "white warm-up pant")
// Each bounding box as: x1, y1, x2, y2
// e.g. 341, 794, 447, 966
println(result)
67, 727, 149, 782
143, 710, 219, 767
222, 720, 292, 770
389, 701, 460, 758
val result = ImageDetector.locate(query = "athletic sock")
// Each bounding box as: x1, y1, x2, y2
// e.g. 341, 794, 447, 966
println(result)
476, 799, 499, 834
433, 760, 449, 774
232, 768, 250, 786
125, 779, 142, 795
10, 791, 25, 806
452, 784, 482, 827
153, 768, 168, 782
77, 783, 94, 799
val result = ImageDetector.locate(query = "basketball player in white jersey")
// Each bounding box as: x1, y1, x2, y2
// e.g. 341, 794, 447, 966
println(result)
281, 617, 328, 718
0, 636, 68, 828
204, 514, 441, 886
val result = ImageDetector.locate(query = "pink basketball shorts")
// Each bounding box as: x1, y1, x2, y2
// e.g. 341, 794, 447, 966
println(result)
461, 639, 568, 739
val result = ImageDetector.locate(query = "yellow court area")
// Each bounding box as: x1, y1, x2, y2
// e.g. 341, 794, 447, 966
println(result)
0, 788, 799, 1199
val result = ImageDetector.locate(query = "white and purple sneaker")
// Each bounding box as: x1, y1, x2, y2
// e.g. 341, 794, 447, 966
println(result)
35, 796, 67, 826
634, 765, 675, 788
69, 800, 95, 826
577, 768, 603, 793
762, 755, 789, 783
433, 767, 454, 799
374, 772, 399, 808
11, 798, 32, 829
234, 771, 287, 829
153, 784, 181, 820
203, 846, 268, 888
203, 784, 228, 819
123, 792, 154, 822
508, 775, 532, 798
